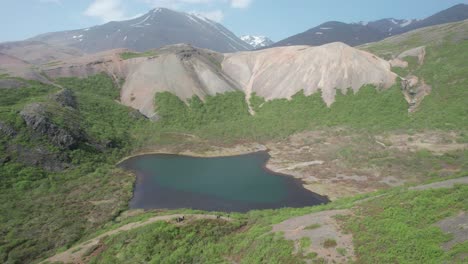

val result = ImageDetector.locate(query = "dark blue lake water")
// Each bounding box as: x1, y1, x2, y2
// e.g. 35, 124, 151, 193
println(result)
120, 152, 328, 212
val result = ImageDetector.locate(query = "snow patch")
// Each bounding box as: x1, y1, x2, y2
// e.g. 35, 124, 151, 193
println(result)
320, 27, 332, 30
240, 35, 273, 48
316, 32, 323, 35
400, 19, 414, 27
131, 14, 152, 28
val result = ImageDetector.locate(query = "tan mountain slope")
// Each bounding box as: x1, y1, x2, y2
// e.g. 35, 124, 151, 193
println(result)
223, 42, 397, 106
0, 53, 47, 81
0, 41, 83, 64
121, 45, 242, 117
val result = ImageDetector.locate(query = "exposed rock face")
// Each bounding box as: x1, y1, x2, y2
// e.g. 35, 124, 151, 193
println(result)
51, 89, 77, 109
121, 44, 241, 116
0, 121, 17, 137
401, 76, 431, 112
20, 103, 84, 149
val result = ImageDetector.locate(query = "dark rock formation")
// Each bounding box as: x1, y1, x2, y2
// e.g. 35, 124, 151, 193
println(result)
20, 103, 84, 149
51, 89, 77, 109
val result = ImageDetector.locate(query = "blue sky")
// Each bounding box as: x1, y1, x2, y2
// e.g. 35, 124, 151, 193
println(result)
0, 0, 466, 42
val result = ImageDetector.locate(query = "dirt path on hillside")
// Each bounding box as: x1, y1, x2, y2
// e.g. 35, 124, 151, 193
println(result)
272, 210, 355, 263
42, 214, 231, 264
409, 177, 468, 191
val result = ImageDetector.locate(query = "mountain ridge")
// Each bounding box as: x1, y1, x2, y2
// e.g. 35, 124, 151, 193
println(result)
271, 4, 468, 47
28, 8, 253, 54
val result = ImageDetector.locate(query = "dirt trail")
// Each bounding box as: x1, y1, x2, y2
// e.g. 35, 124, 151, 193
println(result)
42, 214, 231, 264
272, 210, 355, 263
409, 177, 468, 191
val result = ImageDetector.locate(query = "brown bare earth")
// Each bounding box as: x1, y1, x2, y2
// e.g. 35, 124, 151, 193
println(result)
272, 210, 355, 263
42, 214, 231, 264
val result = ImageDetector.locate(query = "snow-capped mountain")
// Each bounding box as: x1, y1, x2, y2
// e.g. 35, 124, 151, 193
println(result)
240, 35, 274, 48
29, 8, 253, 53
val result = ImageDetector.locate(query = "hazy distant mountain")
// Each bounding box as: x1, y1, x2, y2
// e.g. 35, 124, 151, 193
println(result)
29, 8, 253, 53
240, 35, 274, 48
365, 18, 419, 37
272, 4, 468, 47
271, 21, 385, 47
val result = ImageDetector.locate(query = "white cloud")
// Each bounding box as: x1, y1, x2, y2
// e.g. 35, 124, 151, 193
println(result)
84, 0, 128, 22
230, 0, 252, 8
192, 10, 224, 22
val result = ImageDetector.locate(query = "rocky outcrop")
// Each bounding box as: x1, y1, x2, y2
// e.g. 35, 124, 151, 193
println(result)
401, 76, 431, 112
397, 46, 426, 65
50, 89, 77, 109
20, 103, 84, 149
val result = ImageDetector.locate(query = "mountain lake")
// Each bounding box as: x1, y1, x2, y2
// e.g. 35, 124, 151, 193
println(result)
119, 152, 329, 212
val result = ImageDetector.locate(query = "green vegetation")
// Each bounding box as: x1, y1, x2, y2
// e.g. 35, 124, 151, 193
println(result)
322, 239, 337, 248
155, 91, 250, 130
89, 218, 305, 264
154, 85, 410, 140
304, 223, 321, 230
120, 50, 157, 60
337, 247, 347, 256
299, 237, 312, 250
346, 185, 468, 263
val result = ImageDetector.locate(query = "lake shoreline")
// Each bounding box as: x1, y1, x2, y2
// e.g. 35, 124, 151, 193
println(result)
117, 142, 336, 200
120, 151, 328, 212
